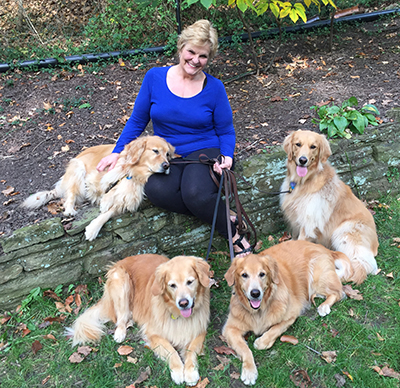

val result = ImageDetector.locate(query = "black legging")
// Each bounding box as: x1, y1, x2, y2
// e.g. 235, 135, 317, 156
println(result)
145, 148, 236, 240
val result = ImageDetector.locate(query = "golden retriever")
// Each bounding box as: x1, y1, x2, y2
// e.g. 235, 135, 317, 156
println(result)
222, 240, 353, 385
22, 136, 175, 241
280, 130, 379, 284
66, 254, 211, 386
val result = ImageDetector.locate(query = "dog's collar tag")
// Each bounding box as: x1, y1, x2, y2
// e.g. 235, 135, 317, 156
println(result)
126, 176, 132, 180
171, 313, 178, 320
289, 181, 296, 192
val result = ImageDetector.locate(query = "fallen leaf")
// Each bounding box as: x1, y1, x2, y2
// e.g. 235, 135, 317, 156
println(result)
213, 363, 225, 371
334, 373, 346, 388
47, 202, 61, 215
230, 371, 240, 379
43, 102, 53, 110
214, 345, 236, 356
216, 355, 230, 366
43, 290, 62, 301
377, 332, 385, 341
343, 284, 363, 300
114, 363, 122, 368
279, 231, 292, 243
65, 295, 74, 307
42, 375, 51, 385
2, 186, 14, 196
118, 345, 134, 355
381, 366, 400, 380
342, 371, 353, 381
133, 366, 151, 385
32, 340, 43, 354
43, 334, 56, 341
127, 356, 138, 364
194, 377, 210, 387
61, 145, 70, 152
290, 369, 311, 387
0, 315, 11, 324
280, 335, 299, 345
321, 350, 337, 363
271, 96, 282, 102
77, 346, 92, 356
386, 272, 394, 279
22, 328, 31, 337
69, 352, 84, 363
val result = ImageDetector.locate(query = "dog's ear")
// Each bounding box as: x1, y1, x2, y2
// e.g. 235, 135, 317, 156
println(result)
123, 137, 147, 166
151, 264, 166, 296
168, 143, 176, 159
224, 259, 238, 287
318, 134, 332, 163
193, 258, 211, 288
260, 254, 279, 285
283, 132, 294, 161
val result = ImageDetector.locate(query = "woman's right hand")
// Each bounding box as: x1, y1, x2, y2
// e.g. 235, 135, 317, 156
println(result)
97, 153, 120, 172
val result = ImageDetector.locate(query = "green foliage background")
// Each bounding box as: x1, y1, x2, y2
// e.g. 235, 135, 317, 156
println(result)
0, 0, 387, 63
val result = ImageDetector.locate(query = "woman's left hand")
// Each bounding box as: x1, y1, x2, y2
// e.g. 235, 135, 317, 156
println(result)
213, 155, 233, 175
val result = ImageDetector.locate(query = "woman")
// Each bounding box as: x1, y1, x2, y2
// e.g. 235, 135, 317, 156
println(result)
97, 20, 252, 257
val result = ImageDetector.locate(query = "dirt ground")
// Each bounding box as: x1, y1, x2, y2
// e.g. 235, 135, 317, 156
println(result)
0, 16, 399, 238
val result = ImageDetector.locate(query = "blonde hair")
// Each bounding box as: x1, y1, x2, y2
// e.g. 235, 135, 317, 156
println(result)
177, 20, 218, 60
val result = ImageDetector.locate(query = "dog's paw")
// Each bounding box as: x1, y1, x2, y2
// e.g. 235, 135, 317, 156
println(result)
318, 304, 331, 317
170, 366, 185, 385
63, 207, 77, 216
254, 335, 274, 350
184, 367, 200, 386
113, 327, 126, 343
241, 364, 258, 386
85, 222, 100, 241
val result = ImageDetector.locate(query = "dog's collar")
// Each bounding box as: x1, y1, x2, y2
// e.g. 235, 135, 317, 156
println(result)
289, 181, 296, 193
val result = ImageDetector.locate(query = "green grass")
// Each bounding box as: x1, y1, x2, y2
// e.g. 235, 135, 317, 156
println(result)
1, 194, 400, 387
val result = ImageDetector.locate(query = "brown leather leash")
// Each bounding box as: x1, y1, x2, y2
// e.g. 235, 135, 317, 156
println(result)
171, 154, 257, 261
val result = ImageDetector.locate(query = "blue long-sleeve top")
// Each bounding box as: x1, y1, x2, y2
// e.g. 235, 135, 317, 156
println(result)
113, 66, 236, 158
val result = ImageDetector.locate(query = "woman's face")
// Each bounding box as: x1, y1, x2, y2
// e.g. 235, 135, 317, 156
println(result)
179, 43, 211, 77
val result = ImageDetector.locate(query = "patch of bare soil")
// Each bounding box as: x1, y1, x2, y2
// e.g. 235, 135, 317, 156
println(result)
1, 17, 399, 237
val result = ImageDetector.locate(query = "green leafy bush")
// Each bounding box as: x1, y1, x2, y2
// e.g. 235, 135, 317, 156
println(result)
310, 97, 380, 138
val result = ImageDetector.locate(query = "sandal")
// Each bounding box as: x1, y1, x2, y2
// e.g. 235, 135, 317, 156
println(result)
229, 209, 248, 234
233, 234, 253, 257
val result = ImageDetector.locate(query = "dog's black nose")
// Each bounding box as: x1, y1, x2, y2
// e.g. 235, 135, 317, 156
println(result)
250, 289, 260, 299
299, 156, 308, 166
162, 162, 170, 170
179, 298, 189, 309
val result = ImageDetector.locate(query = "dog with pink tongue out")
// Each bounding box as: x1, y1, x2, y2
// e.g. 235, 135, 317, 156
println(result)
279, 130, 379, 284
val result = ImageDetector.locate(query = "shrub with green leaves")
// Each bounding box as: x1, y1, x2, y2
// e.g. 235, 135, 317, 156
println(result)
310, 97, 380, 139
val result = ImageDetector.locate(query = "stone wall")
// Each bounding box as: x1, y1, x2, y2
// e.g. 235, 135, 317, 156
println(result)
1, 108, 399, 310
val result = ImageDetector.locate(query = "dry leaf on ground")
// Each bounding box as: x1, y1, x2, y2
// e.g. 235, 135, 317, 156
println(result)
194, 377, 210, 388
133, 366, 151, 385
321, 350, 337, 363
343, 284, 363, 300
290, 369, 312, 387
117, 345, 134, 355
31, 340, 42, 355
214, 345, 236, 356
280, 334, 299, 345
69, 352, 84, 363
77, 346, 92, 356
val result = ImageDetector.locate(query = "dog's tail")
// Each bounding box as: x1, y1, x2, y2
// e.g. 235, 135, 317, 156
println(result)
333, 251, 356, 283
65, 299, 111, 346
65, 264, 132, 346
22, 185, 62, 210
